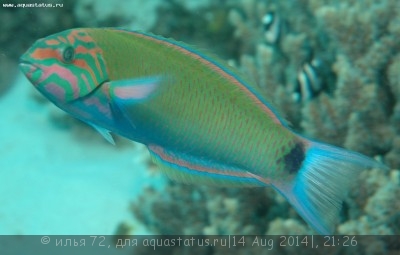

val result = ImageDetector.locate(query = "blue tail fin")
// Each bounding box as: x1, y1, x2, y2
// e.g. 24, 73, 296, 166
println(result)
273, 140, 388, 234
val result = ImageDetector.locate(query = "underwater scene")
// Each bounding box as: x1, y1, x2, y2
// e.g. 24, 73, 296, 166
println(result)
1, 0, 400, 254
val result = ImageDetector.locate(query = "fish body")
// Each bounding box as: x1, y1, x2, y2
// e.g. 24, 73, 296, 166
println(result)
20, 28, 386, 234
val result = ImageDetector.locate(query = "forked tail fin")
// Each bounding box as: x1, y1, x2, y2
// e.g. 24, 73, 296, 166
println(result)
273, 140, 388, 234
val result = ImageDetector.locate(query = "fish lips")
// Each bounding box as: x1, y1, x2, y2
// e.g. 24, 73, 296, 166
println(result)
19, 59, 42, 85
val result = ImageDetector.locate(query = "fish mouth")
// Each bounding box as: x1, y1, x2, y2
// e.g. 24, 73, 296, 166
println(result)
19, 60, 40, 83
19, 60, 37, 73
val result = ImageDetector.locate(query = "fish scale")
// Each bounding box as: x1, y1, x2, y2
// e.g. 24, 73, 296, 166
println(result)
19, 28, 387, 234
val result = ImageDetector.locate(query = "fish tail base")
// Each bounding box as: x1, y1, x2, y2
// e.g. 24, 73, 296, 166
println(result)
273, 140, 387, 234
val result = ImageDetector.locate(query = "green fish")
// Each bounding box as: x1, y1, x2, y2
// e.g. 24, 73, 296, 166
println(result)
19, 28, 386, 234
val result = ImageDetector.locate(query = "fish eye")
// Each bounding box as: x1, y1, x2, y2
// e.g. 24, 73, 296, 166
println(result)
62, 46, 75, 63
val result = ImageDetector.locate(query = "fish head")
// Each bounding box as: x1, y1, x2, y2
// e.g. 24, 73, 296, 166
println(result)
19, 29, 109, 106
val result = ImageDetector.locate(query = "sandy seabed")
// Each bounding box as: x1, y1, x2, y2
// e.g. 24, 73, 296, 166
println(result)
0, 74, 164, 235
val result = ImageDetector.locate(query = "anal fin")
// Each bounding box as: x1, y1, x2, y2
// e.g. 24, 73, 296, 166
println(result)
147, 145, 265, 187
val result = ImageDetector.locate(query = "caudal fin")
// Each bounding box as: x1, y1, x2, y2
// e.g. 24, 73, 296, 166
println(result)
273, 140, 388, 234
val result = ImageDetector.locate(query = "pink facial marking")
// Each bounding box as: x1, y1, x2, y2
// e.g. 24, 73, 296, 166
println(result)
74, 31, 94, 43
66, 32, 76, 45
57, 36, 67, 43
75, 43, 106, 81
92, 48, 104, 79
46, 39, 60, 46
80, 73, 91, 91
37, 63, 80, 99
44, 82, 66, 100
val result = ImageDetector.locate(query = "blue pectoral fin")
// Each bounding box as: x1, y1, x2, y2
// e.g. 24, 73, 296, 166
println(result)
147, 145, 265, 187
273, 140, 388, 235
88, 122, 115, 145
107, 76, 163, 103
103, 76, 164, 135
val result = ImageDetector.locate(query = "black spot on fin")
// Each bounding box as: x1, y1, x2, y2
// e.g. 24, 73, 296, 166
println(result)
283, 142, 305, 174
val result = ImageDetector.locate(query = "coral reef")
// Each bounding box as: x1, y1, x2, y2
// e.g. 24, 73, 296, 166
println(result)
129, 0, 400, 254
228, 0, 400, 158
131, 184, 292, 235
341, 169, 400, 235
131, 169, 400, 253
74, 0, 163, 30
150, 0, 237, 59
6, 0, 399, 253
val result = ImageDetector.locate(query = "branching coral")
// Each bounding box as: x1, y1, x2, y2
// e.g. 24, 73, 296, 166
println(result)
131, 183, 286, 235
229, 0, 399, 158
340, 169, 400, 235
126, 0, 400, 253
